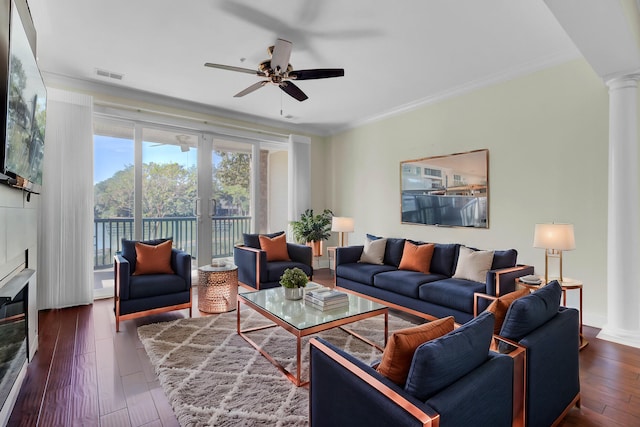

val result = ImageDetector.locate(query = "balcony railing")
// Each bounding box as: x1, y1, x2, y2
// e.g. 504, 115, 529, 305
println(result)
93, 216, 251, 269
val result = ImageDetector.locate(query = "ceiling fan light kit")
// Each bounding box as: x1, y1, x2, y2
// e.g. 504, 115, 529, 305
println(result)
204, 38, 344, 102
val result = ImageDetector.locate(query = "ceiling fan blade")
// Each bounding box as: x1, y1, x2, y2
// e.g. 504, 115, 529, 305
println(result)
204, 63, 263, 76
280, 81, 308, 102
234, 80, 268, 98
289, 68, 345, 80
270, 38, 292, 73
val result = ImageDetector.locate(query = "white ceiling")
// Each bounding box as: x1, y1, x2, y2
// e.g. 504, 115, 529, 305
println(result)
26, 0, 582, 135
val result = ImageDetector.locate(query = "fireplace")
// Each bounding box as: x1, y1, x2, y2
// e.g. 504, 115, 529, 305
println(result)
0, 267, 32, 418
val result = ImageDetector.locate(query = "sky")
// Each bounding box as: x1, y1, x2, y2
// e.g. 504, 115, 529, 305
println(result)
93, 135, 198, 184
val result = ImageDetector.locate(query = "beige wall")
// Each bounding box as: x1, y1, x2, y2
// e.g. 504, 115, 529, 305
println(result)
325, 59, 610, 326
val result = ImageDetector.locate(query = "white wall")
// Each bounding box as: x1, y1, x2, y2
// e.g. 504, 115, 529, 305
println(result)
326, 59, 610, 327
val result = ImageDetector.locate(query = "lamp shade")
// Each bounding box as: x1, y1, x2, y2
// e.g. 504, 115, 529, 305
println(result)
331, 217, 355, 233
533, 223, 576, 250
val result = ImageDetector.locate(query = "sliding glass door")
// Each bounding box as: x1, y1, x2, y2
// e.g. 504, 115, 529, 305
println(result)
93, 118, 258, 298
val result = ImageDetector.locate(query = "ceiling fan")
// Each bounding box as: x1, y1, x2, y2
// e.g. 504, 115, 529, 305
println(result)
204, 38, 344, 102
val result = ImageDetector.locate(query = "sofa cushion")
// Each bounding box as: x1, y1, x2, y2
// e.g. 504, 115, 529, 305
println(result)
121, 237, 172, 274
404, 311, 494, 401
491, 249, 518, 270
419, 278, 486, 313
258, 233, 291, 262
266, 261, 313, 283
399, 242, 435, 274
337, 263, 397, 286
133, 240, 175, 275
243, 231, 285, 249
486, 288, 530, 334
377, 316, 455, 385
359, 237, 387, 265
453, 246, 494, 283
500, 280, 562, 341
367, 235, 407, 267
430, 243, 460, 276
374, 270, 446, 298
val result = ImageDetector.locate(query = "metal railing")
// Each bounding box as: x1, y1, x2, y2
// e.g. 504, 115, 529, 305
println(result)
93, 216, 251, 269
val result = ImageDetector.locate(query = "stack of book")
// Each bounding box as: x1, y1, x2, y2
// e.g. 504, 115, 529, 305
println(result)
304, 289, 349, 311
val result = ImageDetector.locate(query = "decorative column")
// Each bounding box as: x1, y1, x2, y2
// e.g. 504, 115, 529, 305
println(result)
598, 74, 640, 347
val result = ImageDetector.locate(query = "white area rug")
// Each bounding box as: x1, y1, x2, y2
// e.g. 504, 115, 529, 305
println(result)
138, 310, 416, 426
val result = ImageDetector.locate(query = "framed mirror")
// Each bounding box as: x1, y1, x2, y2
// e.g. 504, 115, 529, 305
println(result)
400, 149, 489, 228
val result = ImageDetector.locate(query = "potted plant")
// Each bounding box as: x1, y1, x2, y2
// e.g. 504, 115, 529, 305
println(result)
279, 267, 309, 300
290, 208, 333, 256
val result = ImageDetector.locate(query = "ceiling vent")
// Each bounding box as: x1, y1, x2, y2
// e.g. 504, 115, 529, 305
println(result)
95, 68, 124, 80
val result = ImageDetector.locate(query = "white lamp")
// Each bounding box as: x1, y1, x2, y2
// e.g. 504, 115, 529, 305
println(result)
331, 217, 355, 247
533, 223, 575, 283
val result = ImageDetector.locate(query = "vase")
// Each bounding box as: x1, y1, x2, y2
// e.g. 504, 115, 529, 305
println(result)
284, 287, 304, 300
307, 241, 323, 257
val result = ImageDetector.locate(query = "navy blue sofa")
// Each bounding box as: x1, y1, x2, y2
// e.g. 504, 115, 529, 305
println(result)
336, 238, 534, 323
310, 311, 521, 427
234, 232, 313, 290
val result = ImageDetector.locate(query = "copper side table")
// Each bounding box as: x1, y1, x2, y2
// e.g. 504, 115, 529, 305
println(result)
198, 263, 238, 313
517, 277, 588, 350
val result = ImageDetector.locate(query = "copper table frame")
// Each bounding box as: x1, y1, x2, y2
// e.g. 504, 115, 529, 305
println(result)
236, 295, 388, 387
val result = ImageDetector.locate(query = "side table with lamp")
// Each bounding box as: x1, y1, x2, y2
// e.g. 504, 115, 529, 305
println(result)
330, 216, 354, 277
529, 223, 587, 349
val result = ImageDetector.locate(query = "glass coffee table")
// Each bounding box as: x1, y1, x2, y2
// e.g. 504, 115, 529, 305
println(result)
237, 286, 388, 386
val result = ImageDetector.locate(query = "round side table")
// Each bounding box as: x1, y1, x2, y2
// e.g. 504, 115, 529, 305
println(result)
198, 263, 238, 313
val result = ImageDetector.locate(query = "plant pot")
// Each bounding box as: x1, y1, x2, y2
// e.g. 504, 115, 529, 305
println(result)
307, 240, 323, 257
283, 287, 304, 300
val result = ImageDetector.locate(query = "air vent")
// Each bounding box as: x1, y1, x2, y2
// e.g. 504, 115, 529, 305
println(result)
95, 68, 124, 80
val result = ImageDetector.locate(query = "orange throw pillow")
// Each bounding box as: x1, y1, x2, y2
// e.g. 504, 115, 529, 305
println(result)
376, 316, 455, 385
398, 241, 435, 274
259, 233, 291, 262
486, 288, 530, 334
133, 240, 174, 275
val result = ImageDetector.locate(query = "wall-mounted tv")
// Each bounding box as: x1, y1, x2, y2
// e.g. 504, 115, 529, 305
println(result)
1, 0, 45, 193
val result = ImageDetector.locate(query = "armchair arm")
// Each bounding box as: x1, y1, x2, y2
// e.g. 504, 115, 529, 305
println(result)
171, 249, 192, 289
485, 264, 535, 298
234, 245, 266, 289
287, 243, 312, 267
335, 245, 364, 267
114, 254, 131, 301
310, 338, 437, 427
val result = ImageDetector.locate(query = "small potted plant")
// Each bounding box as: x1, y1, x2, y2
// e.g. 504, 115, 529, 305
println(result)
290, 208, 333, 257
279, 267, 309, 300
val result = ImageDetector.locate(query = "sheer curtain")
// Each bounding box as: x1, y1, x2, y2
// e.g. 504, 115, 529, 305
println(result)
288, 134, 311, 224
38, 89, 94, 309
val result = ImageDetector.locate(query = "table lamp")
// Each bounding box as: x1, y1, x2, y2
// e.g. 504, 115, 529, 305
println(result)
331, 217, 354, 247
533, 223, 575, 283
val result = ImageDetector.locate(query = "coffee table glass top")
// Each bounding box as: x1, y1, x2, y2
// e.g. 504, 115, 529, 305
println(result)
239, 286, 386, 331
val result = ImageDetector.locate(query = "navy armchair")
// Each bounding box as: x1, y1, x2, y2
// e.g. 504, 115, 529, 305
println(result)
234, 232, 313, 290
114, 238, 192, 332
494, 281, 580, 427
310, 312, 523, 427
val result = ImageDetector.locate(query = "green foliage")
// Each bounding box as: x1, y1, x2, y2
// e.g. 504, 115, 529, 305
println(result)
214, 151, 251, 215
290, 209, 333, 243
279, 267, 309, 288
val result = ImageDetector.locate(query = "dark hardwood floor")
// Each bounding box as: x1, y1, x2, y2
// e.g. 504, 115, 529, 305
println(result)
7, 268, 640, 426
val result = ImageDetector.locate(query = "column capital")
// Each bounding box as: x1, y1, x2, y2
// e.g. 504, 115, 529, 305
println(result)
606, 72, 640, 90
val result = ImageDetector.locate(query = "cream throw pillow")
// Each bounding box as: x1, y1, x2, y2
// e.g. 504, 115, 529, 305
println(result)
453, 246, 495, 283
359, 237, 387, 264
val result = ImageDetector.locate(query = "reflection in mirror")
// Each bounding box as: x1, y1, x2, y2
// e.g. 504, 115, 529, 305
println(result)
401, 149, 489, 228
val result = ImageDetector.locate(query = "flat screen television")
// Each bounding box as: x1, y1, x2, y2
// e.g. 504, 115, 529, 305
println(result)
1, 0, 45, 193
